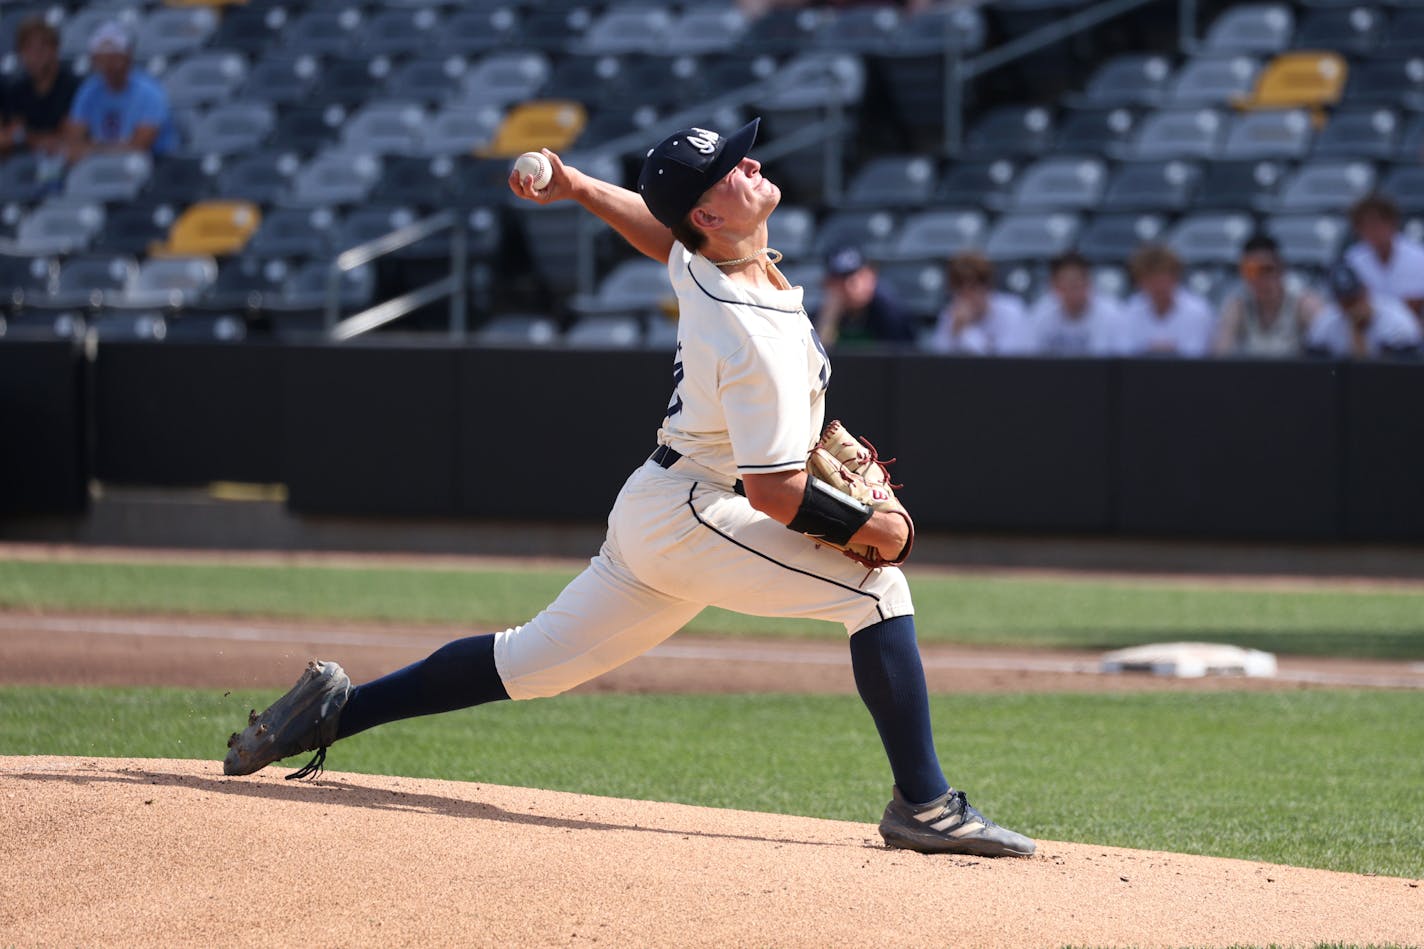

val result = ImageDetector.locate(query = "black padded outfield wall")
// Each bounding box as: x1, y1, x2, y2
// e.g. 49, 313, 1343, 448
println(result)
0, 339, 87, 515
8, 339, 1424, 542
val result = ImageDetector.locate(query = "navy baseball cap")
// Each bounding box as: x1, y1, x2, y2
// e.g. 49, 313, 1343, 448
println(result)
1328, 262, 1365, 301
638, 118, 760, 228
826, 244, 867, 277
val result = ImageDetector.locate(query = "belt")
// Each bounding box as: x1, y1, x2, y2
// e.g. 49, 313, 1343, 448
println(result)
651, 444, 745, 497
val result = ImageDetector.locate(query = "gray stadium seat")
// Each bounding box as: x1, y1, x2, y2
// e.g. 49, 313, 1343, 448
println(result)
1182, 266, 1236, 307
1115, 109, 1225, 160
270, 261, 375, 313
758, 52, 865, 112
63, 153, 152, 203
40, 254, 138, 310
517, 5, 598, 53
735, 7, 829, 57
90, 311, 167, 341
1380, 9, 1424, 56
875, 260, 945, 322
965, 106, 1056, 158
546, 55, 632, 112
1271, 160, 1377, 212
1093, 265, 1130, 301
8, 202, 104, 256
208, 4, 286, 56
241, 56, 320, 107
779, 261, 825, 315
883, 210, 987, 262
1192, 159, 1286, 210
144, 155, 220, 206
1055, 108, 1138, 154
99, 203, 177, 256
983, 213, 1080, 262
840, 156, 938, 210
1396, 114, 1424, 162
1313, 107, 1399, 160
107, 256, 217, 310
814, 6, 902, 55
1381, 166, 1424, 215
812, 210, 900, 258
1342, 57, 1424, 112
665, 5, 750, 55
246, 206, 338, 260
437, 8, 523, 56
472, 314, 559, 347
937, 159, 1019, 207
360, 7, 442, 57
1165, 56, 1261, 106
1101, 160, 1202, 212
200, 256, 291, 313
1076, 213, 1167, 264
1165, 212, 1255, 265
886, 4, 986, 55
163, 52, 248, 110
1265, 214, 1349, 268
163, 313, 247, 342
571, 258, 675, 318
1295, 6, 1383, 55
644, 316, 680, 350
0, 152, 46, 204
61, 9, 140, 58
338, 102, 427, 158
1002, 157, 1108, 211
134, 7, 218, 59
186, 102, 274, 156
1071, 54, 1173, 108
1202, 3, 1295, 54
576, 5, 674, 55
767, 205, 817, 262
217, 153, 303, 205
282, 153, 383, 208
457, 52, 551, 110
385, 57, 469, 107
1221, 109, 1313, 160
281, 9, 364, 58
564, 315, 643, 349
335, 207, 419, 252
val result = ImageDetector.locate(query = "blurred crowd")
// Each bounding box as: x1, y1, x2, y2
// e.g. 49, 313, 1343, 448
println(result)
815, 193, 1424, 359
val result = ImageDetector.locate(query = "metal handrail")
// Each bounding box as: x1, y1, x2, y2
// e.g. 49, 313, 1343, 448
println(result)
326, 210, 468, 341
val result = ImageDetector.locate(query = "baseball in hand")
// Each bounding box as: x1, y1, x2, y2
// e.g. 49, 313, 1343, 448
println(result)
514, 151, 552, 192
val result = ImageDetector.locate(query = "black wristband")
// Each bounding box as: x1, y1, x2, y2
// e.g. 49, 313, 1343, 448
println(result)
786, 476, 873, 547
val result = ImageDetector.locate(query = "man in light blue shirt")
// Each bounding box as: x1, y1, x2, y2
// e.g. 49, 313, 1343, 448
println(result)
63, 22, 177, 159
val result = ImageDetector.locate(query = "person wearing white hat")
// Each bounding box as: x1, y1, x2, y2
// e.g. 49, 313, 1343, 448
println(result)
62, 21, 177, 160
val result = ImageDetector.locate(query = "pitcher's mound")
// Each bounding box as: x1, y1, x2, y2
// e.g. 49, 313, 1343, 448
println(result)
1, 757, 1419, 948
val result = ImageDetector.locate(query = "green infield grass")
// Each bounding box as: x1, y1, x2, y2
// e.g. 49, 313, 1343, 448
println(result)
2, 686, 1420, 879
2, 559, 1423, 658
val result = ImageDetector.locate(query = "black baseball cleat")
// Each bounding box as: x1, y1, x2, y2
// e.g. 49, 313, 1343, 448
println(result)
223, 659, 351, 779
878, 786, 1037, 857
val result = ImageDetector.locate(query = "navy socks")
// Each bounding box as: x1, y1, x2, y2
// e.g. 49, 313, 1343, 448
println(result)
848, 615, 949, 806
334, 633, 510, 741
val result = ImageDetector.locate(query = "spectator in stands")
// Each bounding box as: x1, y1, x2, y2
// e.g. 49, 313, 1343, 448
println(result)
1, 17, 78, 157
1306, 262, 1421, 359
813, 244, 915, 348
1213, 235, 1325, 358
926, 251, 1033, 355
1113, 244, 1215, 357
1027, 251, 1123, 356
62, 22, 178, 162
1344, 194, 1424, 321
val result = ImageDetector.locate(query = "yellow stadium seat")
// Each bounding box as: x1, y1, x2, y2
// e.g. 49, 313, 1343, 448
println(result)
151, 201, 261, 257
478, 101, 587, 159
1235, 52, 1347, 111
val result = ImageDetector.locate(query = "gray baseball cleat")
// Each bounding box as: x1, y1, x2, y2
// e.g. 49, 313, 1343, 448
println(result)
879, 786, 1037, 857
223, 659, 351, 779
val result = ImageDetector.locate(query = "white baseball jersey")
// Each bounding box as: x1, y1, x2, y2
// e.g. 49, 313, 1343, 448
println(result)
1027, 292, 1125, 356
1113, 288, 1216, 357
494, 242, 913, 701
927, 292, 1035, 356
1345, 237, 1424, 303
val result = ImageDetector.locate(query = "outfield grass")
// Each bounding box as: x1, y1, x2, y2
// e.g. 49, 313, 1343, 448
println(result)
2, 559, 1424, 658
2, 686, 1420, 879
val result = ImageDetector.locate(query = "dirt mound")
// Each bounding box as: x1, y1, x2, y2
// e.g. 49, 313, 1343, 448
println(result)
2, 757, 1419, 948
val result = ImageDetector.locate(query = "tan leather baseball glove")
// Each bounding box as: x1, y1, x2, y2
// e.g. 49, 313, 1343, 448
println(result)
805, 420, 914, 568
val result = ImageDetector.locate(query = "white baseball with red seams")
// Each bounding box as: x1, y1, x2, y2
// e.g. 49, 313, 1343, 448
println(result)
513, 151, 552, 191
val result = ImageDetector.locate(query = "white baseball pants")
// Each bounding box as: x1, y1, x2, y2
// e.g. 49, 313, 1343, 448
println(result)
492, 458, 915, 700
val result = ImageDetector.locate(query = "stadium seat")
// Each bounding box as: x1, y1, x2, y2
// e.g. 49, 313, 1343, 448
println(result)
90, 312, 168, 342
456, 52, 551, 110
63, 153, 151, 203
1101, 160, 1202, 212
664, 5, 750, 55
186, 102, 275, 156
272, 106, 346, 157
34, 254, 138, 311
142, 155, 220, 206
385, 57, 469, 107
1182, 266, 1237, 307
135, 6, 218, 58
162, 51, 248, 110
983, 213, 1080, 263
471, 313, 560, 346
995, 262, 1044, 300
1076, 213, 1167, 264
335, 206, 419, 251
61, 8, 141, 58
1165, 212, 1255, 265
1055, 108, 1138, 154
1192, 159, 1287, 210
515, 5, 598, 53
282, 153, 383, 208
1270, 161, 1376, 212
151, 200, 261, 257
1070, 54, 1174, 108
1114, 109, 1225, 160
1294, 6, 1383, 56
245, 206, 337, 260
1380, 9, 1424, 56
1201, 4, 1295, 55
576, 5, 674, 55
545, 56, 633, 112
0, 152, 46, 204
883, 209, 987, 262
1342, 57, 1424, 112
1166, 56, 1262, 107
875, 260, 945, 322
199, 255, 292, 313
840, 156, 938, 210
1381, 166, 1424, 215
1396, 114, 1424, 162
1265, 214, 1349, 268
1093, 265, 1130, 301
814, 6, 902, 55
436, 8, 523, 56
1001, 157, 1108, 211
0, 254, 56, 311
876, 6, 987, 145
964, 106, 1056, 158
207, 4, 285, 56
621, 57, 709, 111
758, 51, 866, 114
360, 7, 442, 58
812, 210, 900, 259
163, 313, 247, 343
268, 260, 375, 313
280, 8, 364, 58
241, 56, 321, 107
309, 57, 394, 109
478, 101, 586, 159
99, 203, 179, 257
937, 159, 1020, 207
1235, 51, 1347, 110
106, 255, 218, 310
1221, 109, 1314, 159
449, 156, 533, 207
367, 155, 458, 210
564, 315, 643, 349
338, 102, 427, 158
766, 205, 817, 261
570, 258, 675, 318
735, 7, 829, 56
7, 202, 104, 256
217, 153, 303, 205
1313, 108, 1399, 159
